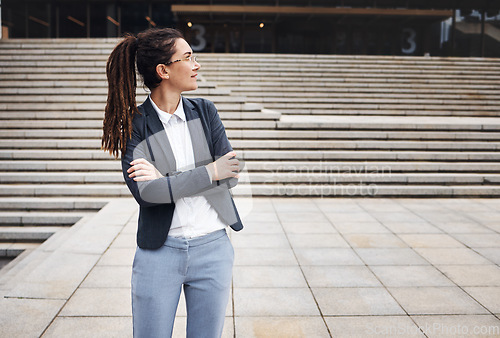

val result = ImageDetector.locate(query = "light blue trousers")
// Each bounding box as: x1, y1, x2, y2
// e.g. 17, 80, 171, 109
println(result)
131, 229, 234, 338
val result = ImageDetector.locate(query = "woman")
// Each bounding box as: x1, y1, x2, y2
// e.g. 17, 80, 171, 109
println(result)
102, 27, 243, 337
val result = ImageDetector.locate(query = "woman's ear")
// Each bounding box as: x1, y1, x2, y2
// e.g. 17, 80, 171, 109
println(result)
156, 64, 169, 80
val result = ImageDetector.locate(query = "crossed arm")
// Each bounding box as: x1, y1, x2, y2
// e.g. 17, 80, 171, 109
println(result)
127, 151, 240, 182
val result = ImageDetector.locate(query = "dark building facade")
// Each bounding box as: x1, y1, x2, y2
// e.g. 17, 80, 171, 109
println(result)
2, 0, 500, 57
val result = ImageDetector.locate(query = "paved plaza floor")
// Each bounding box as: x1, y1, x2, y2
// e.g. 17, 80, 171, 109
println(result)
1, 197, 500, 337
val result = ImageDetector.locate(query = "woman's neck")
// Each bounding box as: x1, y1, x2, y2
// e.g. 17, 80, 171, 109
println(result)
150, 88, 181, 115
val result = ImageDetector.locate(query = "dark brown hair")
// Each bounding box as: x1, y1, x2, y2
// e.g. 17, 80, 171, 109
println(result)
102, 28, 184, 158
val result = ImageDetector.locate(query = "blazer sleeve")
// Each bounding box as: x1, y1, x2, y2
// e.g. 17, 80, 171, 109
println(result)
206, 99, 240, 189
121, 115, 215, 206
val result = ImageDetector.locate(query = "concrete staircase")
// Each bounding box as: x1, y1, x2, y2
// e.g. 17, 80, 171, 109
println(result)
0, 39, 499, 264
200, 54, 500, 197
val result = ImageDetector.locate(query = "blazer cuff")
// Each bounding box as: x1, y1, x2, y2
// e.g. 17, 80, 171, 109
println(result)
205, 165, 213, 183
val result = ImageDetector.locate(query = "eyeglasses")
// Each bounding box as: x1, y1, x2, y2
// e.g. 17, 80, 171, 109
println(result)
165, 55, 198, 66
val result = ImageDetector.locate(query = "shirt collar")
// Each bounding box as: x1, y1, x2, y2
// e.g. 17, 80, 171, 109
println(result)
149, 95, 186, 124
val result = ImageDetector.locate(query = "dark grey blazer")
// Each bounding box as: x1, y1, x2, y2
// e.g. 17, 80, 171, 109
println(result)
121, 96, 243, 249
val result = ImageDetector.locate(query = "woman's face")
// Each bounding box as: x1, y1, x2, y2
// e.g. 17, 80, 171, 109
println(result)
165, 38, 200, 93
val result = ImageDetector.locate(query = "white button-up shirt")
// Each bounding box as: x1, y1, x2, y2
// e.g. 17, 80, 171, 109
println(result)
150, 96, 227, 238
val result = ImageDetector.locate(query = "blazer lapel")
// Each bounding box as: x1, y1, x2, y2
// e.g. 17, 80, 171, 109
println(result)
183, 97, 213, 166
142, 97, 177, 175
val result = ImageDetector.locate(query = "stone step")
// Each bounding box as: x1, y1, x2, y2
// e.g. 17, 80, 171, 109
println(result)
3, 96, 497, 110
0, 110, 279, 121
0, 102, 264, 113
0, 129, 102, 139
245, 172, 500, 184
2, 63, 500, 76
1, 129, 498, 141
0, 120, 277, 129
0, 184, 129, 197
0, 160, 120, 171
0, 172, 122, 183
243, 161, 500, 173
0, 227, 62, 242
2, 148, 500, 161
260, 103, 499, 112
238, 150, 500, 161
0, 87, 228, 95
3, 160, 500, 173
0, 243, 41, 258
230, 91, 500, 100
271, 109, 500, 117
1, 182, 499, 199
239, 184, 500, 197
276, 115, 500, 131
0, 197, 109, 211
218, 81, 500, 90
0, 94, 248, 104
231, 129, 500, 141
2, 139, 499, 151
210, 77, 500, 86
2, 171, 498, 185
0, 211, 93, 226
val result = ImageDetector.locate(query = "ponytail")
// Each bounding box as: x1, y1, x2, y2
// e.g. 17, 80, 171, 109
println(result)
102, 34, 139, 158
102, 28, 184, 158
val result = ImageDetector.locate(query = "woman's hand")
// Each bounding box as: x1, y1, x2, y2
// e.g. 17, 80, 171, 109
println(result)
206, 151, 240, 181
128, 158, 164, 182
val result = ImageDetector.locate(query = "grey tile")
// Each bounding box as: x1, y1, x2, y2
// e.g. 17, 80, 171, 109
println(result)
235, 316, 330, 338
399, 234, 465, 248
312, 287, 405, 315
281, 221, 337, 234
475, 248, 500, 265
344, 234, 407, 248
233, 288, 320, 316
236, 221, 284, 234
44, 317, 133, 338
302, 266, 382, 287
415, 248, 492, 265
325, 211, 380, 224
7, 251, 100, 299
325, 316, 425, 337
241, 212, 280, 223
59, 288, 132, 316
272, 198, 321, 212
355, 248, 429, 265
287, 233, 350, 248
233, 266, 307, 288
80, 266, 132, 288
234, 248, 297, 266
0, 298, 65, 338
371, 265, 454, 287
434, 221, 493, 234
356, 198, 409, 212
231, 233, 290, 248
295, 248, 364, 266
464, 287, 500, 313
314, 198, 364, 213
235, 197, 275, 213
452, 234, 500, 248
411, 315, 500, 338
334, 221, 390, 234
98, 248, 135, 266
110, 233, 136, 249
437, 265, 500, 287
389, 287, 488, 315
380, 220, 442, 234
277, 211, 329, 223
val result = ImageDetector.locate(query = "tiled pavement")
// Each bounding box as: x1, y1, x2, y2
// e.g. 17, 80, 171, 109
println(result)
1, 197, 500, 337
